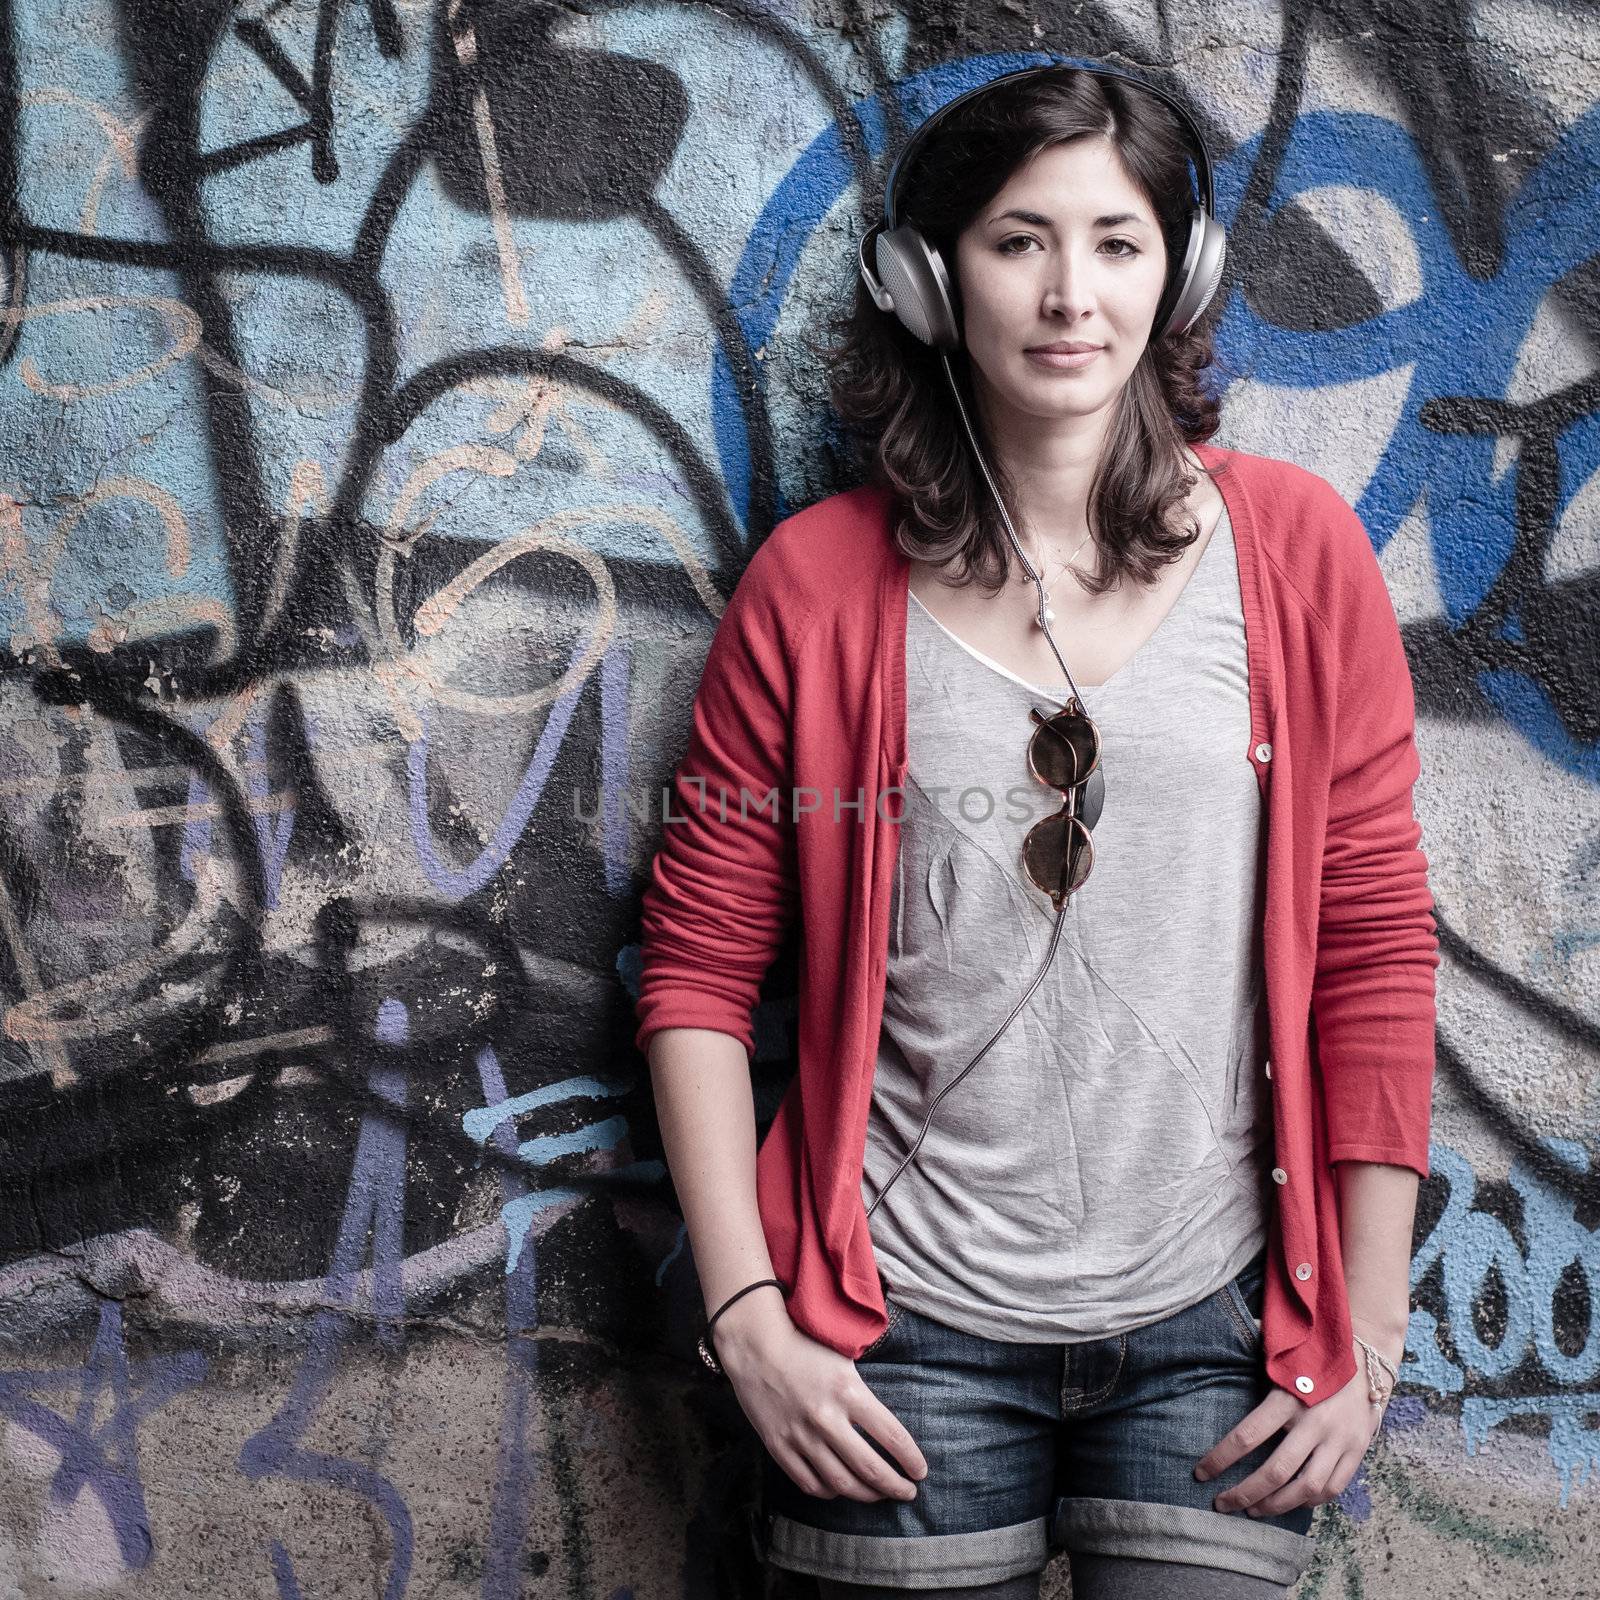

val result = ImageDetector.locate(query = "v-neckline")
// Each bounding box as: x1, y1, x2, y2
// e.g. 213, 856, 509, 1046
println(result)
908, 500, 1230, 698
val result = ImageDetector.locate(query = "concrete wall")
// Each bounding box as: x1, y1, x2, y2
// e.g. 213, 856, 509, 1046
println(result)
1, 1, 1596, 1595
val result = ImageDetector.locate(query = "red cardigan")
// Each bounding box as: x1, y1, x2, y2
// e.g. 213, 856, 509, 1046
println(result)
635, 441, 1439, 1407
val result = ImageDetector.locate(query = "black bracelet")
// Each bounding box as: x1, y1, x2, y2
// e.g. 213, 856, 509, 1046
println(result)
696, 1278, 788, 1377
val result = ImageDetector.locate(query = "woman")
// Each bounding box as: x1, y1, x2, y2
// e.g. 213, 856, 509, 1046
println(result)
636, 63, 1438, 1600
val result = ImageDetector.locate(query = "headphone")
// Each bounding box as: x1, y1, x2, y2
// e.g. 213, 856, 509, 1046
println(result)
857, 61, 1227, 349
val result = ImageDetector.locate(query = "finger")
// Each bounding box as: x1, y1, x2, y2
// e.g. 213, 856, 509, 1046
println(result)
1323, 1447, 1367, 1506
849, 1385, 929, 1484
791, 1430, 869, 1501
773, 1438, 835, 1500
825, 1409, 921, 1502
1213, 1429, 1315, 1515
1195, 1391, 1293, 1483
1249, 1439, 1346, 1518
800, 1426, 906, 1504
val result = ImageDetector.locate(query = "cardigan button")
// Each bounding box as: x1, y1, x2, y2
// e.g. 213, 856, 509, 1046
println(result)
1295, 1375, 1315, 1394
1271, 1168, 1288, 1185
1254, 742, 1273, 762
1264, 1060, 1272, 1080
1295, 1262, 1313, 1280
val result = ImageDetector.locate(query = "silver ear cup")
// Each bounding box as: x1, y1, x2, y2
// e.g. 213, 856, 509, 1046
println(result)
857, 226, 895, 311
1158, 210, 1227, 339
873, 224, 962, 348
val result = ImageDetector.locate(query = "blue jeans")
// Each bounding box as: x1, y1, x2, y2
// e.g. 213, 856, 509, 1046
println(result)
758, 1249, 1317, 1592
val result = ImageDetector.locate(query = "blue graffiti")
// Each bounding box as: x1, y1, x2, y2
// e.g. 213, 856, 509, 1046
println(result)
723, 49, 1063, 533
462, 1071, 662, 1274
1406, 1138, 1600, 1507
1215, 107, 1600, 786
1214, 108, 1600, 591
726, 57, 1600, 781
472, 1043, 541, 1600
458, 1047, 667, 1592
1463, 1395, 1599, 1511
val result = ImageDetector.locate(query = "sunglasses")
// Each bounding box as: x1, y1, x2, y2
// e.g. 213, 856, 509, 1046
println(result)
1022, 696, 1102, 911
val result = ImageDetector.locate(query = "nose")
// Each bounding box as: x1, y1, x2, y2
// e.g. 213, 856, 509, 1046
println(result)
1041, 243, 1096, 320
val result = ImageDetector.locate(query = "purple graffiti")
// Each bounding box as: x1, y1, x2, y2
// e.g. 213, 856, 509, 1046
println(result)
599, 637, 633, 899
237, 997, 414, 1599
0, 1300, 207, 1570
474, 1042, 542, 1599
406, 630, 595, 900
247, 707, 297, 911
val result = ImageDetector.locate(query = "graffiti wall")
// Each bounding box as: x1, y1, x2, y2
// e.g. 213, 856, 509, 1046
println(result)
1, 0, 1595, 1595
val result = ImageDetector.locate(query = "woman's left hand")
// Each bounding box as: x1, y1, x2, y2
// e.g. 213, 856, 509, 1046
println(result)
1193, 1345, 1388, 1517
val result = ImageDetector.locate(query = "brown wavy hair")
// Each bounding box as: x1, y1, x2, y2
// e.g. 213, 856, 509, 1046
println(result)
808, 66, 1232, 598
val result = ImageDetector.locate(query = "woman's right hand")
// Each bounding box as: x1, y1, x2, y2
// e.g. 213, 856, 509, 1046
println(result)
712, 1293, 929, 1503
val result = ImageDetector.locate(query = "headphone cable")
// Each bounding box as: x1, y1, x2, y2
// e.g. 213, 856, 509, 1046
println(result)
865, 350, 1080, 1219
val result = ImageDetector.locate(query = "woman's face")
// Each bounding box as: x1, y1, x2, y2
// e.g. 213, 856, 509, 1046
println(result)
951, 135, 1169, 434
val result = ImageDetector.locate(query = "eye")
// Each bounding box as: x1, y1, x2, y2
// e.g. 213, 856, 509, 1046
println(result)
1100, 238, 1140, 258
997, 234, 1039, 255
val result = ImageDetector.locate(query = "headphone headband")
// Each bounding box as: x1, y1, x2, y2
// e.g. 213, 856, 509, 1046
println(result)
882, 61, 1216, 231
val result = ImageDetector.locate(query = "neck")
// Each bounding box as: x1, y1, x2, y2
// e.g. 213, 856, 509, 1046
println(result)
970, 373, 1117, 556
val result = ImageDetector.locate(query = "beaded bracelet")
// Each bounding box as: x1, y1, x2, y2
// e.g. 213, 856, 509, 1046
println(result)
1353, 1333, 1400, 1417
696, 1278, 788, 1378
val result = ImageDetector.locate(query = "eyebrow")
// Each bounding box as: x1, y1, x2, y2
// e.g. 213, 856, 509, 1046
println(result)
991, 208, 1149, 229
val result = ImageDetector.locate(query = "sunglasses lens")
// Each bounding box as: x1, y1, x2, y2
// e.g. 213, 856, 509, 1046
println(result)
1029, 712, 1100, 793
1023, 814, 1094, 900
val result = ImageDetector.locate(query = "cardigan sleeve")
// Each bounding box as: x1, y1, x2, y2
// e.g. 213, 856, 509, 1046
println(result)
1311, 493, 1440, 1178
633, 536, 801, 1064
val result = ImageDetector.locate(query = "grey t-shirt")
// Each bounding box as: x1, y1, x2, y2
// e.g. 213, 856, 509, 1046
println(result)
861, 502, 1274, 1342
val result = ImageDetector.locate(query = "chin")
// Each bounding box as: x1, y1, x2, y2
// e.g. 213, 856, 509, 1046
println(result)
971, 355, 1118, 421
1017, 375, 1117, 417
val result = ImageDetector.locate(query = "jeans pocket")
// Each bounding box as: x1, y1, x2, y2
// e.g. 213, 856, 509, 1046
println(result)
1219, 1253, 1266, 1353
858, 1294, 904, 1360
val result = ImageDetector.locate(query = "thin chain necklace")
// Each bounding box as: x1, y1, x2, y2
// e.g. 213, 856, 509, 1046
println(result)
1020, 528, 1097, 624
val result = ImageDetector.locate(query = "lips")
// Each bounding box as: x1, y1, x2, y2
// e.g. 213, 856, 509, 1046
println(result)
1025, 345, 1104, 369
